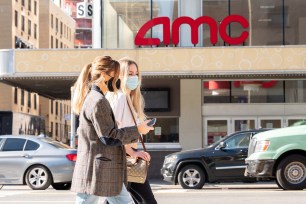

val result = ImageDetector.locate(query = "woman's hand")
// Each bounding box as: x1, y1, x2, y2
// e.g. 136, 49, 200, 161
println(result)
131, 150, 151, 162
137, 120, 154, 134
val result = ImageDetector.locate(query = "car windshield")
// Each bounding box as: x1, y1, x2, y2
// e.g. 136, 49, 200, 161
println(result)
39, 138, 72, 149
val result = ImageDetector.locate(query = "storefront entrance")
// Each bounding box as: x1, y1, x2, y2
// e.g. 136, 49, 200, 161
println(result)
204, 116, 305, 146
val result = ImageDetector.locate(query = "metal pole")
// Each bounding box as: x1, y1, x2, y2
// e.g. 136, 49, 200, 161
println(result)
70, 87, 76, 149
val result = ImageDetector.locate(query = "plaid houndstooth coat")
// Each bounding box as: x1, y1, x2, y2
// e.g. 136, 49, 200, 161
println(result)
71, 85, 139, 197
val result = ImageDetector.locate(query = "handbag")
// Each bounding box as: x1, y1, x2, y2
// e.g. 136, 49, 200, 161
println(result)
126, 97, 149, 184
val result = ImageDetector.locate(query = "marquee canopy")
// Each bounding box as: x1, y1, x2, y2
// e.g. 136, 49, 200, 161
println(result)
1, 47, 306, 99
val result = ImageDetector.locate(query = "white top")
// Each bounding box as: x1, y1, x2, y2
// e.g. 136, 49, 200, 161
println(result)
106, 91, 139, 149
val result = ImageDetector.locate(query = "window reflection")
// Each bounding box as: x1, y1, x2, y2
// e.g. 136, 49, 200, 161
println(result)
207, 120, 227, 145
143, 118, 179, 143
204, 80, 306, 104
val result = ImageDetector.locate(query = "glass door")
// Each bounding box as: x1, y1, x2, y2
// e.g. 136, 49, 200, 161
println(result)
258, 117, 283, 129
286, 117, 306, 127
232, 118, 257, 132
204, 118, 229, 146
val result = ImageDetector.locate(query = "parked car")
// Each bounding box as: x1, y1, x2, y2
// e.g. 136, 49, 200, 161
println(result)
245, 125, 306, 190
161, 129, 271, 189
0, 135, 77, 190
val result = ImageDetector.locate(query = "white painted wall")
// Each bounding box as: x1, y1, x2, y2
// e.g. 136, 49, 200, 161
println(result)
179, 79, 203, 151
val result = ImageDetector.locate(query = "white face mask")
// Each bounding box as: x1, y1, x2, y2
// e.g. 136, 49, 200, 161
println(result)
126, 76, 139, 90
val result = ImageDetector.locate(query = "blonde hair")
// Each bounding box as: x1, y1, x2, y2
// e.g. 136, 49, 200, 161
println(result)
72, 56, 120, 115
119, 57, 146, 121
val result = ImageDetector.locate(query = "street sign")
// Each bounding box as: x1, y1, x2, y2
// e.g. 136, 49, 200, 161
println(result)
76, 2, 93, 18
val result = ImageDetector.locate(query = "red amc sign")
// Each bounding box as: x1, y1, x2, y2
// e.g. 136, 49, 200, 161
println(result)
135, 15, 249, 46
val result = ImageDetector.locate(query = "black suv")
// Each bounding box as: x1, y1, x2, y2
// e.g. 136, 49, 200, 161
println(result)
160, 129, 271, 189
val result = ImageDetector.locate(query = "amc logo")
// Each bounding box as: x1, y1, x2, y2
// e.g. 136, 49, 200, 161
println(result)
135, 15, 249, 46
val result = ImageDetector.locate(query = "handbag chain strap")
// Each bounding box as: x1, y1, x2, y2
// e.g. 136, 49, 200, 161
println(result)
126, 96, 147, 152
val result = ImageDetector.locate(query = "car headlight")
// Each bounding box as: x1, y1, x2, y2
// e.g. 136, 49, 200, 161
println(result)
254, 140, 270, 152
164, 155, 177, 164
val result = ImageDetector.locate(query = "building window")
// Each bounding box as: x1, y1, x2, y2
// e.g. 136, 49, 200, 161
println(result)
21, 15, 25, 31
28, 0, 31, 12
56, 38, 58, 48
51, 100, 53, 114
21, 0, 25, 6
14, 88, 18, 104
60, 22, 63, 36
21, 90, 24, 106
15, 11, 18, 27
56, 18, 58, 32
285, 80, 306, 103
34, 24, 37, 39
56, 101, 58, 115
28, 92, 31, 108
28, 20, 31, 36
34, 1, 37, 15
55, 123, 58, 137
51, 14, 53, 28
51, 35, 53, 48
60, 103, 62, 118
203, 80, 285, 104
60, 42, 63, 48
34, 94, 37, 109
50, 122, 53, 136
144, 118, 179, 143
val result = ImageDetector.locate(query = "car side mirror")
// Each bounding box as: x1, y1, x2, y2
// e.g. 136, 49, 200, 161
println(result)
218, 141, 226, 149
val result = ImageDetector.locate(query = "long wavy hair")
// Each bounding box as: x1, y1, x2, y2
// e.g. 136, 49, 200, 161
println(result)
72, 56, 120, 115
119, 57, 146, 121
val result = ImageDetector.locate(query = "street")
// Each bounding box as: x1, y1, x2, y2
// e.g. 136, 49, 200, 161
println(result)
1, 181, 306, 204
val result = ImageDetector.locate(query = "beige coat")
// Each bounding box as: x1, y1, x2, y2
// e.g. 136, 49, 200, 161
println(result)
71, 85, 140, 197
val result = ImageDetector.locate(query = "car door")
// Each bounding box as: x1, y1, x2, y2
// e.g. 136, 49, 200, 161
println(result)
0, 138, 28, 184
211, 132, 253, 179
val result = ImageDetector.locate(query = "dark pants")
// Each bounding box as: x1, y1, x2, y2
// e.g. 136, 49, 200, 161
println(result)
127, 179, 157, 204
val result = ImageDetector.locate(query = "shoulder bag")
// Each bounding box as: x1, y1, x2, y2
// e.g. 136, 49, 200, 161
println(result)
126, 97, 149, 184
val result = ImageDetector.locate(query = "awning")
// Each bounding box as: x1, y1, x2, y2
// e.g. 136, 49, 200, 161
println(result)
1, 47, 306, 99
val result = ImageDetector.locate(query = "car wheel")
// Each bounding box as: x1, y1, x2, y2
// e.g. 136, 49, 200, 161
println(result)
25, 165, 52, 190
178, 165, 205, 189
52, 182, 71, 190
276, 154, 306, 190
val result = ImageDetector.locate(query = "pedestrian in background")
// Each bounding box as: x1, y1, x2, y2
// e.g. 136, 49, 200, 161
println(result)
70, 56, 154, 204
106, 58, 157, 204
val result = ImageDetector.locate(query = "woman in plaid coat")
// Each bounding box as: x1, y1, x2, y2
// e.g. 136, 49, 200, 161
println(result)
71, 56, 153, 204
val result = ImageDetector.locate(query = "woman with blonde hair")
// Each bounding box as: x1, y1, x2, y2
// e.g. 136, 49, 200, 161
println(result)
106, 58, 157, 204
70, 56, 154, 204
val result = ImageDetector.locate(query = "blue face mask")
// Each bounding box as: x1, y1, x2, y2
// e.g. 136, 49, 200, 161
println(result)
126, 76, 139, 90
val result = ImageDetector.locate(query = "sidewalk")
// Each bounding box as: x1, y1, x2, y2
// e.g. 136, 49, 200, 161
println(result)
0, 180, 279, 191
149, 179, 279, 190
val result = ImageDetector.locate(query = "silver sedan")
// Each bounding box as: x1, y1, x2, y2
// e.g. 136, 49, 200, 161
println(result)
0, 135, 77, 190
